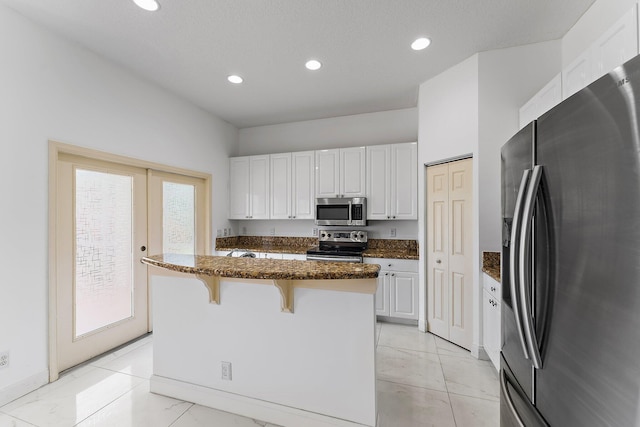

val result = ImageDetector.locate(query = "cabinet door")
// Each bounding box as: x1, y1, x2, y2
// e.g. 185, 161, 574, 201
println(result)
482, 289, 501, 370
389, 272, 418, 319
366, 144, 390, 219
315, 149, 340, 198
536, 74, 563, 117
592, 6, 638, 81
375, 271, 390, 316
391, 142, 417, 219
291, 151, 315, 219
340, 147, 366, 197
249, 155, 270, 219
562, 49, 593, 99
229, 157, 250, 219
270, 153, 291, 219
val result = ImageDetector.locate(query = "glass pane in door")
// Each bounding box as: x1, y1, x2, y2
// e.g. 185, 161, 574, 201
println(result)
162, 182, 195, 254
75, 169, 133, 338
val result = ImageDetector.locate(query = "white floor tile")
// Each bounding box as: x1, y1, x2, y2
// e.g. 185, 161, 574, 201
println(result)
376, 346, 447, 392
378, 323, 438, 354
440, 354, 500, 401
450, 393, 500, 427
76, 381, 191, 427
2, 368, 144, 427
171, 404, 281, 427
96, 342, 153, 379
89, 335, 152, 368
433, 336, 476, 360
0, 412, 37, 426
376, 380, 455, 427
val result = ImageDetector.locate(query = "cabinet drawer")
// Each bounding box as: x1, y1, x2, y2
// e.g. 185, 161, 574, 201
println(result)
364, 258, 418, 273
482, 273, 501, 299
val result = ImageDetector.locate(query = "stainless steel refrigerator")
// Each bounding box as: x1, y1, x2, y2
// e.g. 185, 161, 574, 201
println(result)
501, 53, 640, 426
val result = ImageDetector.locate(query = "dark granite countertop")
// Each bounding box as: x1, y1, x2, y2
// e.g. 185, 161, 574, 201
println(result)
482, 251, 500, 282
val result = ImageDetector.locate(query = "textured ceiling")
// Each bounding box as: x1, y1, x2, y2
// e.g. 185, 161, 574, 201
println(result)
1, 0, 595, 128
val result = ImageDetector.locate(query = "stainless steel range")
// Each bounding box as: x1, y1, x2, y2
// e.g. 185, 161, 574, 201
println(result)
306, 230, 367, 263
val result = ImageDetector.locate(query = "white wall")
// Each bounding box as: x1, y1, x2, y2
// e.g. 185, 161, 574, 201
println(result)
0, 4, 237, 405
238, 108, 418, 155
562, 0, 637, 66
417, 54, 480, 338
417, 40, 561, 355
477, 40, 562, 252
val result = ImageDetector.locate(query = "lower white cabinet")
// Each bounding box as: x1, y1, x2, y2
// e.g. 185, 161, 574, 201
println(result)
482, 273, 501, 371
367, 258, 418, 320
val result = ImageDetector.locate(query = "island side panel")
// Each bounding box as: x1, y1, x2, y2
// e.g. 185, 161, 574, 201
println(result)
150, 275, 377, 426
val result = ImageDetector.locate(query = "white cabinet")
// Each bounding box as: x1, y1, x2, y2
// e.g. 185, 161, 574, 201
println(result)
229, 155, 270, 219
519, 74, 562, 129
269, 151, 315, 220
366, 143, 417, 220
562, 49, 593, 100
482, 273, 501, 371
367, 258, 419, 320
562, 5, 638, 100
591, 6, 638, 82
315, 147, 365, 198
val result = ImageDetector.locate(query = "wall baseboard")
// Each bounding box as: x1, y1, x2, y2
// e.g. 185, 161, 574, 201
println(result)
0, 370, 49, 407
150, 375, 374, 427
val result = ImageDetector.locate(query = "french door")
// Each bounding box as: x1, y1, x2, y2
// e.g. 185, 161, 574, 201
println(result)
55, 154, 149, 373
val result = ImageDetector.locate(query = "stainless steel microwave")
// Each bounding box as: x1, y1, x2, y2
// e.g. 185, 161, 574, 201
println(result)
315, 197, 367, 226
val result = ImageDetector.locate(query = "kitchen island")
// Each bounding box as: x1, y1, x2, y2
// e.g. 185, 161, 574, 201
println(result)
142, 254, 380, 427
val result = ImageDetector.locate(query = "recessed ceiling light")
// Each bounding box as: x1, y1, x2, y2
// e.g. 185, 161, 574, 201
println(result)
305, 60, 322, 71
411, 37, 431, 51
227, 75, 243, 84
133, 0, 160, 12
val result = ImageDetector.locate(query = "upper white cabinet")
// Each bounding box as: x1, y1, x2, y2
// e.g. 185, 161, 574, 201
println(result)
562, 5, 638, 100
229, 155, 270, 219
562, 49, 594, 100
366, 142, 417, 220
270, 151, 315, 220
591, 6, 638, 81
315, 147, 365, 198
519, 74, 562, 129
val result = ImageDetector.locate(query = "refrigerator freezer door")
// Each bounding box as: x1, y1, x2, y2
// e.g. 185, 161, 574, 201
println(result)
501, 122, 536, 402
535, 54, 640, 426
500, 355, 548, 427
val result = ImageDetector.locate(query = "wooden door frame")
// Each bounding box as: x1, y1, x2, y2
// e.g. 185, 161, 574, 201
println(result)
48, 141, 211, 382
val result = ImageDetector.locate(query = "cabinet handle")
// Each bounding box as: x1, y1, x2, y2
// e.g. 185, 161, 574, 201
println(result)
385, 273, 389, 276
491, 286, 496, 292
436, 259, 442, 264
387, 216, 391, 219
392, 216, 396, 219
391, 273, 395, 277
388, 264, 392, 267
292, 215, 296, 218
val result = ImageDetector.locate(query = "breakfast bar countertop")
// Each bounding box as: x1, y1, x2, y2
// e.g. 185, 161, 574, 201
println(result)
142, 253, 380, 280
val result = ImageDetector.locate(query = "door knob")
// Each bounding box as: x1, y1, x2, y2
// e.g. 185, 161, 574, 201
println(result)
140, 246, 146, 252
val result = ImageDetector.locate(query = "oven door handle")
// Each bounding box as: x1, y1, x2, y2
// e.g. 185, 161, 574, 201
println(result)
306, 255, 362, 263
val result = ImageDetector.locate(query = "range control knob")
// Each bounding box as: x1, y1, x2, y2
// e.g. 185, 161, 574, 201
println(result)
327, 233, 331, 237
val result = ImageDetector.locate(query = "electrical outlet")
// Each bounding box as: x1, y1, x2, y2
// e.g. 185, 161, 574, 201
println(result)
241, 226, 247, 235
0, 351, 9, 369
226, 227, 232, 236
223, 228, 228, 236
217, 229, 222, 237
270, 228, 275, 236
312, 228, 318, 236
390, 228, 397, 238
221, 361, 232, 380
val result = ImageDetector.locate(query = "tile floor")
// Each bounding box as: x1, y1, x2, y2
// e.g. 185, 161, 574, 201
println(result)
0, 323, 499, 427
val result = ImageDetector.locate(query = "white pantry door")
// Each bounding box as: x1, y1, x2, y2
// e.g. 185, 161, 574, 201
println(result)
56, 154, 149, 373
426, 158, 473, 350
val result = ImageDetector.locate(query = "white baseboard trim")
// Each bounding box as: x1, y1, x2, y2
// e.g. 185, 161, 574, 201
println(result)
150, 375, 374, 427
418, 319, 426, 332
0, 370, 49, 407
472, 344, 489, 360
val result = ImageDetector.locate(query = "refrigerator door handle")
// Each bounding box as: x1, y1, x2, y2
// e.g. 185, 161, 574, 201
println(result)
519, 165, 544, 369
500, 370, 526, 427
510, 169, 532, 359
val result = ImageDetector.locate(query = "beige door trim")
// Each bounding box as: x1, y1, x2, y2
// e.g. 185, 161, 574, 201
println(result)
48, 141, 212, 382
